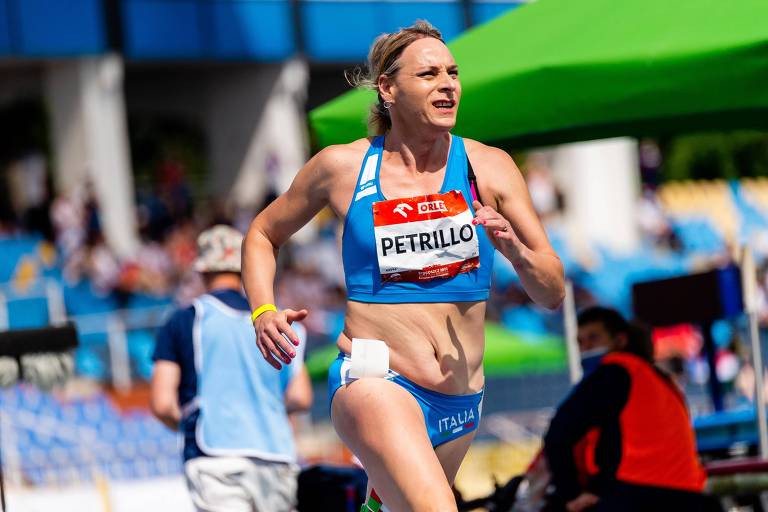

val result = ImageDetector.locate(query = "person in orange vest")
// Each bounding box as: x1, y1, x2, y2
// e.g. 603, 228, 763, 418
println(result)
543, 306, 714, 512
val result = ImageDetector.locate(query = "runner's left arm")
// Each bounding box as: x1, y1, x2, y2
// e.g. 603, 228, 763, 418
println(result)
242, 149, 333, 369
469, 143, 564, 309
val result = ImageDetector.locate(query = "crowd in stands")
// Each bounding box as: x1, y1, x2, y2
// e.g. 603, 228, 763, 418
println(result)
51, 177, 202, 304
4, 150, 768, 490
3, 152, 768, 378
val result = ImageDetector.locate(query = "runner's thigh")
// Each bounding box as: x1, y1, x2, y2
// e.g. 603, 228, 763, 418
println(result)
332, 378, 457, 512
435, 430, 477, 485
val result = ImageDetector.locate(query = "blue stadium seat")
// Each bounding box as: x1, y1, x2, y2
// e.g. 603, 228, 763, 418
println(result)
730, 181, 768, 243
127, 329, 157, 380
672, 218, 725, 254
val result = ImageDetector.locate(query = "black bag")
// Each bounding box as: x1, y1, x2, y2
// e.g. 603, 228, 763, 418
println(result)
297, 465, 368, 512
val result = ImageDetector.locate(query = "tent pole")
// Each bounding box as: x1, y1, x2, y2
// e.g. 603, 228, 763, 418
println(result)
748, 309, 767, 458
563, 280, 582, 384
742, 247, 768, 458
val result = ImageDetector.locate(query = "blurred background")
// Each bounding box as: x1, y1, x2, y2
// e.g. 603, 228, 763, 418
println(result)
1, 0, 768, 510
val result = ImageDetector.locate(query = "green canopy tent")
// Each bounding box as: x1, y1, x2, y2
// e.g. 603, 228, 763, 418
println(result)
309, 0, 768, 149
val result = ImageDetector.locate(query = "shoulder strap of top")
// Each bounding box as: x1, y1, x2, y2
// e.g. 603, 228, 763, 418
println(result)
466, 153, 482, 205
352, 136, 384, 203
450, 135, 481, 204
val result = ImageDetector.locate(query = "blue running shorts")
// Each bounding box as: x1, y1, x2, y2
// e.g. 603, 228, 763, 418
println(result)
328, 353, 483, 447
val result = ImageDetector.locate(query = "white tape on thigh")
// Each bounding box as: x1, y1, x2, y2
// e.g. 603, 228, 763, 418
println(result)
348, 338, 389, 379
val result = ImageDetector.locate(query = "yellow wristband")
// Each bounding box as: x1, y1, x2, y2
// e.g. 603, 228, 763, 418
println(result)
251, 304, 277, 323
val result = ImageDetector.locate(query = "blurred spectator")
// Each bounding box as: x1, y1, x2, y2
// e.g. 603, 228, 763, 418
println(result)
639, 139, 663, 189
637, 186, 680, 251
543, 306, 710, 512
166, 220, 205, 305
64, 230, 121, 296
277, 255, 335, 337
7, 154, 55, 240
292, 223, 345, 288
734, 362, 768, 406
83, 181, 102, 241
524, 153, 563, 221
157, 156, 194, 223
165, 221, 198, 270
150, 225, 312, 512
51, 186, 87, 259
133, 233, 174, 295
56, 183, 125, 297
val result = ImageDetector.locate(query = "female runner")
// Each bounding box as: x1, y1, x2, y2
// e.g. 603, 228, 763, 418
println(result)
243, 21, 564, 512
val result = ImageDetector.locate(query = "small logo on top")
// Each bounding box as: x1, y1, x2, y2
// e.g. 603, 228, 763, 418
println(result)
393, 203, 414, 218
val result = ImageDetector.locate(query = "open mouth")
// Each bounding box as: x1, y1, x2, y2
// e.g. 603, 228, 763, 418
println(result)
432, 99, 455, 110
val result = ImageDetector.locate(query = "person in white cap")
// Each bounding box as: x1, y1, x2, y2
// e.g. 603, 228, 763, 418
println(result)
150, 224, 312, 512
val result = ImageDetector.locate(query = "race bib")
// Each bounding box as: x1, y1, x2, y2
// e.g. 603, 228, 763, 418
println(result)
373, 190, 480, 283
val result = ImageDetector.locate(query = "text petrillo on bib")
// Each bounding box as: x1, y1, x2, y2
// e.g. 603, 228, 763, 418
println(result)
372, 190, 480, 283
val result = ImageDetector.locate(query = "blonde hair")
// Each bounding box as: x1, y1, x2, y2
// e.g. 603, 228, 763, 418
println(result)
346, 20, 444, 135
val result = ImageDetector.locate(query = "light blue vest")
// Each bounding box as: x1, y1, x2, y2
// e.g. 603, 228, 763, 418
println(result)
190, 294, 304, 463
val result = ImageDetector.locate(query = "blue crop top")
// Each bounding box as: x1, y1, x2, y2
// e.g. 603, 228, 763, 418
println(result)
341, 135, 495, 304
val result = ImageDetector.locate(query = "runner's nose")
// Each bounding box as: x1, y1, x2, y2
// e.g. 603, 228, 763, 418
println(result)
438, 70, 456, 93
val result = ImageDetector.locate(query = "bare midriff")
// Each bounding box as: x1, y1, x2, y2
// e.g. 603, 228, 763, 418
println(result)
337, 300, 486, 395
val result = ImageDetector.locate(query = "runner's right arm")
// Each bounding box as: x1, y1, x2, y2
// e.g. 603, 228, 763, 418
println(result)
242, 149, 334, 369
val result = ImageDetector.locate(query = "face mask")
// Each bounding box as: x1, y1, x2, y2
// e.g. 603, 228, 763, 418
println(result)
580, 347, 610, 376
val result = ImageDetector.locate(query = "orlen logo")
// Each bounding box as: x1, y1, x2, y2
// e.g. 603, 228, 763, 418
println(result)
418, 200, 448, 214
393, 203, 414, 218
